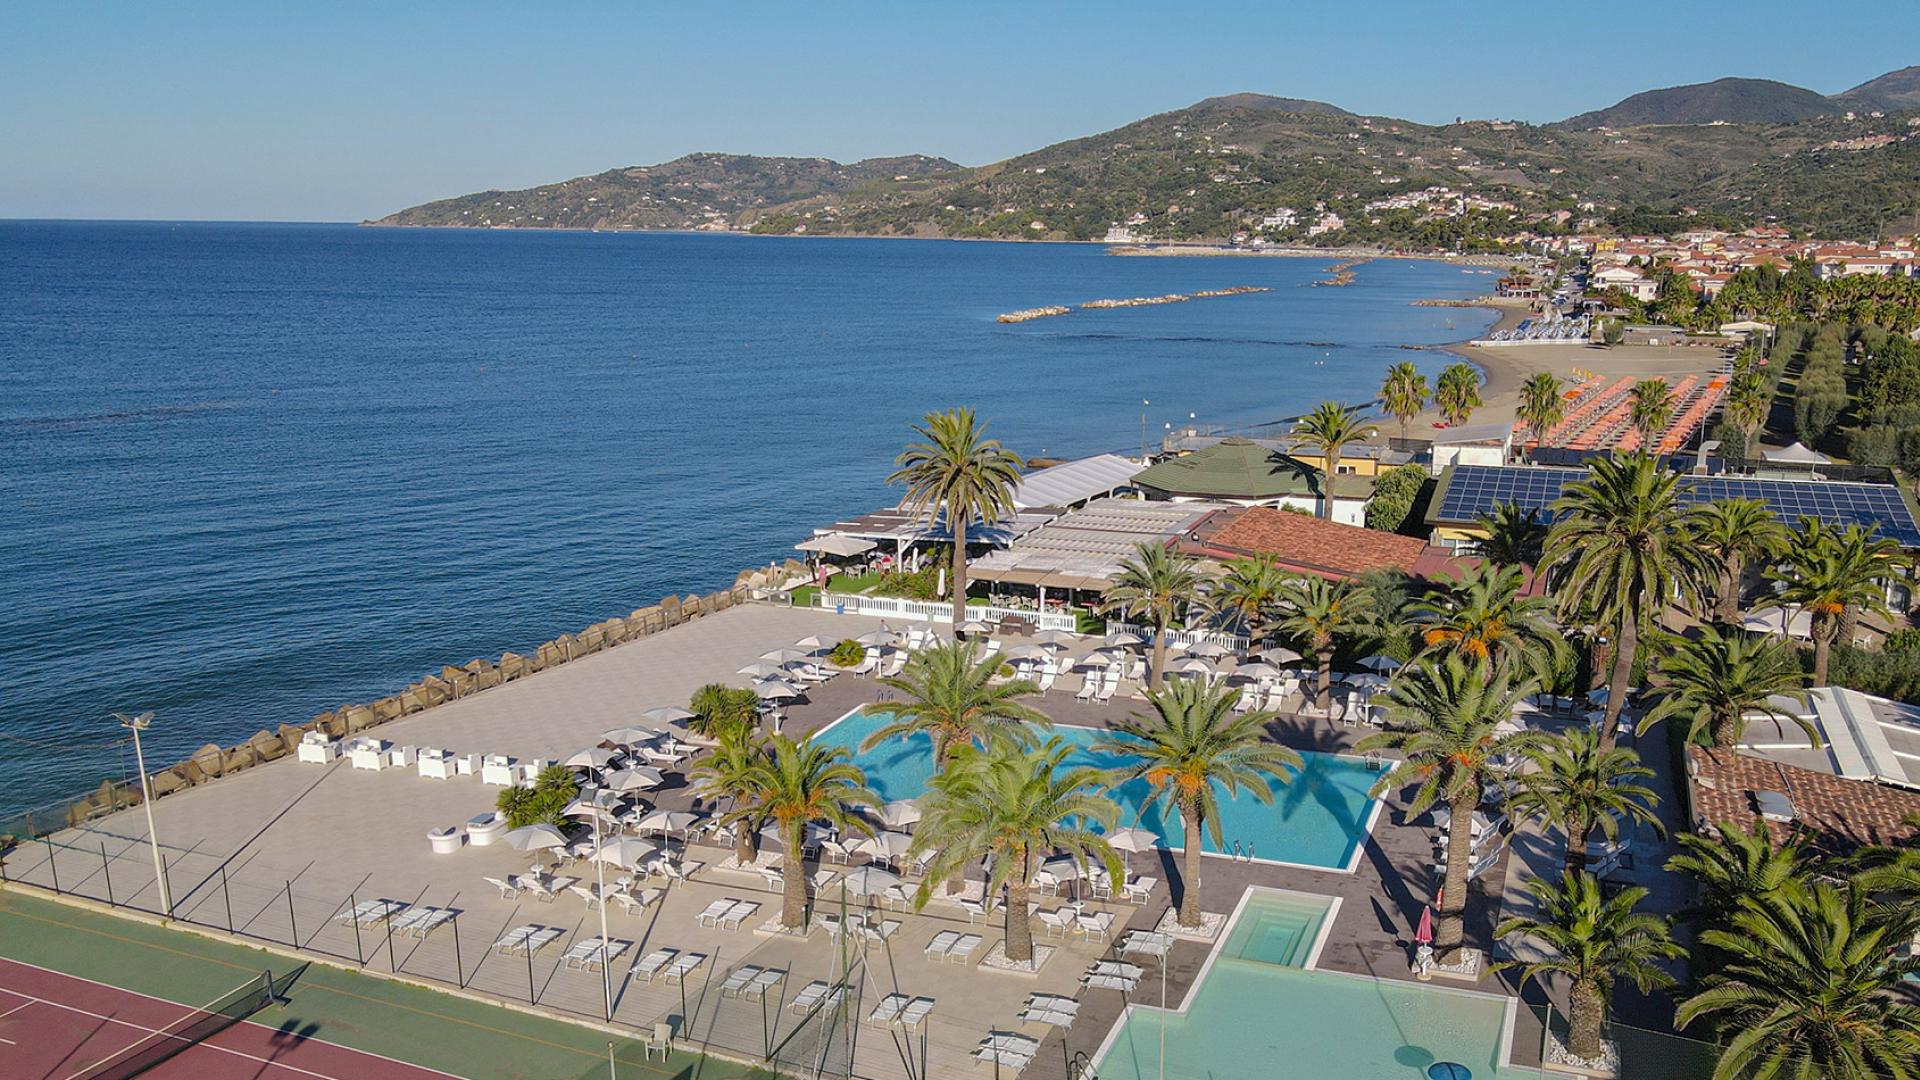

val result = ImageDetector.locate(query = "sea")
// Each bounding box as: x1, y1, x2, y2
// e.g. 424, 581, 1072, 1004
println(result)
0, 222, 1496, 816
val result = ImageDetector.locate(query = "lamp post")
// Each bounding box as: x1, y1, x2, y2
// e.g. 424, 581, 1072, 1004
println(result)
588, 803, 615, 1021
1140, 399, 1151, 462
113, 712, 172, 917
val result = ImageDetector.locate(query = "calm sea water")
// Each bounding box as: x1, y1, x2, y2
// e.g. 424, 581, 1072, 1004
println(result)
0, 222, 1494, 814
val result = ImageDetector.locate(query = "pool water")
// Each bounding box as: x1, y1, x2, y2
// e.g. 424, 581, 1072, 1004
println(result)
1098, 892, 1529, 1080
814, 709, 1380, 870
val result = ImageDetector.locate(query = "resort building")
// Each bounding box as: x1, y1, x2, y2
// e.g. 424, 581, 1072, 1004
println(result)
967, 497, 1224, 609
1132, 437, 1373, 525
1177, 505, 1459, 582
1009, 453, 1141, 511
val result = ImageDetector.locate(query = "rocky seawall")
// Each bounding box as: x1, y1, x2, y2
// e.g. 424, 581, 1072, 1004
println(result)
997, 285, 1268, 322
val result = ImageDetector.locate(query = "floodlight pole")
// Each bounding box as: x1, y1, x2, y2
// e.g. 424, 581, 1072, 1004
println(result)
593, 808, 613, 1021
1140, 399, 1151, 462
115, 712, 172, 917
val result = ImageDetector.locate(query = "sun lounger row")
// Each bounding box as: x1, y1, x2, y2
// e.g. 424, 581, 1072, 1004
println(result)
787, 980, 851, 1014
1119, 930, 1173, 960
562, 935, 631, 971
1019, 993, 1081, 1027
1038, 908, 1113, 941
822, 914, 901, 946
923, 929, 984, 963
632, 948, 708, 983
1082, 959, 1143, 991
493, 924, 564, 955
866, 993, 935, 1030
973, 1032, 1041, 1070
719, 964, 786, 999
694, 898, 760, 930
334, 899, 410, 927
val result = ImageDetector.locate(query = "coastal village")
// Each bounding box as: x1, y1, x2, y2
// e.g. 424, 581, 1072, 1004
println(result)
14, 241, 1920, 1079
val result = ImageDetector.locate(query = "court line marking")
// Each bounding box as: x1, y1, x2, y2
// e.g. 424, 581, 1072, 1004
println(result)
9, 990, 344, 1080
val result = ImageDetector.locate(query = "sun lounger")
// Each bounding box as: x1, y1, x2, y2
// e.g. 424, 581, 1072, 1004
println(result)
925, 930, 960, 960
493, 926, 561, 955
955, 898, 989, 923
1019, 993, 1081, 1026
865, 994, 908, 1026
946, 933, 983, 964
720, 900, 759, 930
335, 900, 407, 927
787, 980, 847, 1013
610, 888, 663, 916
720, 965, 763, 997
569, 884, 603, 909
695, 899, 736, 927
484, 876, 520, 900
1075, 677, 1098, 703
1122, 875, 1158, 903
857, 919, 900, 947
897, 997, 934, 1030
563, 936, 629, 971
1038, 909, 1073, 938
662, 952, 707, 982
1082, 972, 1136, 992
631, 948, 677, 983
974, 1033, 1040, 1070
1120, 930, 1173, 960
1090, 960, 1144, 980
1075, 910, 1114, 942
742, 968, 784, 1000
390, 906, 455, 938
492, 925, 537, 953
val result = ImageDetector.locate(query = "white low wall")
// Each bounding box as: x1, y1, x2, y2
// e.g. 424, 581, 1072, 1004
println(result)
809, 592, 1079, 632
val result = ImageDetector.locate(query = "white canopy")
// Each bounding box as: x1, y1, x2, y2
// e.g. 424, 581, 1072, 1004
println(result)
1760, 442, 1832, 466
796, 534, 878, 557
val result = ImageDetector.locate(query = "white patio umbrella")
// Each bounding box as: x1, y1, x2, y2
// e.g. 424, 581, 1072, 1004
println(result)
1257, 646, 1304, 664
601, 726, 662, 746
602, 767, 665, 792
1103, 631, 1145, 648
1003, 644, 1050, 662
793, 635, 834, 651
854, 832, 914, 862
1104, 826, 1161, 871
590, 838, 659, 870
1169, 656, 1217, 675
876, 800, 922, 829
1357, 655, 1403, 674
1187, 639, 1233, 659
956, 618, 995, 635
754, 679, 802, 701
1233, 661, 1284, 681
641, 706, 697, 724
637, 809, 702, 836
1034, 629, 1079, 647
1345, 672, 1391, 691
855, 628, 898, 646
835, 865, 904, 897
1073, 650, 1118, 670
502, 824, 570, 852
564, 793, 625, 818
738, 661, 786, 679
562, 747, 619, 770
761, 647, 810, 664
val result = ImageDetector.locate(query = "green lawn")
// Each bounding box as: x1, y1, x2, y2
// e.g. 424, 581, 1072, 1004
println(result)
0, 891, 771, 1080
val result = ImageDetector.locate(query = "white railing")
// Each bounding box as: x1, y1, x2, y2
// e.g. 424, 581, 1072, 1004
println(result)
1103, 620, 1251, 650
810, 592, 1079, 632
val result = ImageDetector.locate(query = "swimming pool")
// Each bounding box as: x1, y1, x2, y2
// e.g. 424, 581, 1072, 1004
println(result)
1096, 890, 1529, 1080
813, 708, 1381, 871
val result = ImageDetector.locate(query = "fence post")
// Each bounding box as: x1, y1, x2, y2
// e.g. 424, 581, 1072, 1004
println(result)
100, 843, 115, 906
348, 891, 364, 964
286, 881, 299, 947
526, 940, 536, 1004
160, 854, 172, 918
385, 912, 397, 972
43, 837, 59, 893
220, 866, 234, 933
452, 912, 464, 988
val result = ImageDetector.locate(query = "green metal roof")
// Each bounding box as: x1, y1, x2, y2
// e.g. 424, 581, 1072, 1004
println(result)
1132, 438, 1372, 500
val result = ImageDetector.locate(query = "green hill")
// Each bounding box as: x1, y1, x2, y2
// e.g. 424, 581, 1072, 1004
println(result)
1561, 77, 1842, 129
1837, 66, 1920, 112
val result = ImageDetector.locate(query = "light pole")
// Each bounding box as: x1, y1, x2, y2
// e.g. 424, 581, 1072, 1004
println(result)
113, 712, 172, 917
588, 804, 615, 1021
1140, 399, 1151, 462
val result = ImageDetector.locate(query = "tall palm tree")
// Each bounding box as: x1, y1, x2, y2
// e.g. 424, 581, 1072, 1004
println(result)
1357, 657, 1545, 963
1663, 816, 1806, 931
1271, 574, 1378, 712
1639, 626, 1812, 750
1686, 498, 1788, 626
1515, 371, 1565, 460
1435, 362, 1484, 428
1096, 680, 1302, 927
1379, 362, 1429, 443
1407, 561, 1566, 680
888, 407, 1024, 625
1494, 872, 1681, 1062
689, 727, 770, 866
861, 641, 1047, 767
1291, 402, 1377, 520
908, 739, 1120, 964
1544, 452, 1703, 753
1678, 879, 1920, 1080
718, 735, 879, 928
1768, 518, 1908, 685
1723, 371, 1770, 461
1102, 542, 1213, 690
1627, 378, 1674, 451
1467, 503, 1548, 571
1506, 727, 1661, 877
1214, 555, 1288, 642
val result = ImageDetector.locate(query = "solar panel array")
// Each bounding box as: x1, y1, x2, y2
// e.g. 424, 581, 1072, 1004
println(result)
1434, 465, 1920, 548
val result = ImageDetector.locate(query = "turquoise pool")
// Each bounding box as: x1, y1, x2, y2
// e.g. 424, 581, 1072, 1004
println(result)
814, 709, 1381, 870
1098, 891, 1528, 1080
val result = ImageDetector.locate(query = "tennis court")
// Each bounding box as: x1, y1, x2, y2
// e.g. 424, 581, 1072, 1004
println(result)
0, 956, 454, 1079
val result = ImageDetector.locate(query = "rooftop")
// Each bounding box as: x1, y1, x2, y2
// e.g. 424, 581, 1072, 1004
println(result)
969, 497, 1223, 589
1132, 439, 1372, 501
1689, 742, 1920, 855
1180, 506, 1451, 581
810, 506, 1056, 548
1010, 453, 1141, 510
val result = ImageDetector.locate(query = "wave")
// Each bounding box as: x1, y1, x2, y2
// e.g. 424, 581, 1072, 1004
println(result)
1, 400, 249, 431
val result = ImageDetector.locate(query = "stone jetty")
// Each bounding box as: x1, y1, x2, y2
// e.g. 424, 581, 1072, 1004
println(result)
996, 306, 1071, 323
996, 285, 1268, 323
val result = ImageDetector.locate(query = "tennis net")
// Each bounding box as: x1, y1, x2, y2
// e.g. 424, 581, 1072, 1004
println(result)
74, 969, 275, 1079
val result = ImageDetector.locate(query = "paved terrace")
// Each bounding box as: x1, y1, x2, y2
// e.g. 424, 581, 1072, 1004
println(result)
3, 602, 1636, 1078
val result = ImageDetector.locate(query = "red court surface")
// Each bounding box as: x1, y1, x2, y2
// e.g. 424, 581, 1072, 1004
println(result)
0, 956, 457, 1079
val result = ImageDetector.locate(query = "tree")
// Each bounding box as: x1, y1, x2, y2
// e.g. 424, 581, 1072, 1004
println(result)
1515, 372, 1565, 459
1639, 626, 1813, 751
908, 739, 1120, 964
1626, 378, 1674, 451
1379, 362, 1429, 443
862, 641, 1047, 767
1494, 872, 1680, 1062
1601, 318, 1626, 346
496, 765, 580, 829
1677, 880, 1920, 1080
1364, 463, 1428, 533
1408, 561, 1566, 681
1507, 728, 1661, 877
689, 727, 770, 866
888, 407, 1023, 624
1097, 680, 1301, 927
1686, 499, 1788, 626
1271, 574, 1378, 712
1357, 657, 1544, 963
1768, 518, 1908, 686
1291, 402, 1377, 520
1214, 555, 1288, 641
1435, 363, 1484, 428
1468, 503, 1549, 571
718, 736, 879, 928
1723, 372, 1770, 460
1544, 453, 1703, 753
689, 683, 762, 741
1102, 542, 1213, 690
1663, 816, 1806, 932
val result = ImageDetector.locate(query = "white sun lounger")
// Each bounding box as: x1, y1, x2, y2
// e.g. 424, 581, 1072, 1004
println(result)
741, 968, 784, 1000
1120, 930, 1173, 960
390, 906, 455, 938
695, 899, 736, 927
720, 965, 763, 997
720, 900, 759, 930
491, 925, 535, 953
1082, 973, 1135, 992
563, 936, 630, 971
865, 994, 909, 1026
631, 948, 677, 983
662, 952, 707, 983
335, 900, 408, 927
925, 930, 960, 960
484, 876, 520, 900
1038, 909, 1074, 938
955, 897, 990, 923
1090, 960, 1144, 979
857, 920, 900, 947
896, 997, 934, 1030
1074, 910, 1115, 942
1020, 993, 1081, 1027
610, 888, 663, 916
945, 933, 983, 964
494, 925, 562, 955
787, 980, 845, 1013
1122, 875, 1158, 903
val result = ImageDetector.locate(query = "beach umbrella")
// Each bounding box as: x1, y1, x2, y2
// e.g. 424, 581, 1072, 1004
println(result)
1105, 826, 1160, 871
502, 824, 570, 852
1357, 654, 1403, 674
1232, 661, 1284, 681
1003, 643, 1050, 662
1415, 905, 1435, 946
637, 809, 702, 836
1034, 629, 1078, 647
1102, 631, 1145, 649
793, 635, 833, 650
664, 717, 719, 746
754, 679, 802, 701
641, 706, 696, 724
738, 661, 786, 679
602, 767, 665, 792
835, 865, 904, 897
760, 647, 810, 664
1257, 646, 1304, 664
562, 747, 619, 770
1345, 672, 1390, 691
591, 838, 659, 870
956, 618, 995, 635
601, 726, 662, 746
1169, 656, 1216, 675
854, 832, 914, 862
564, 792, 625, 818
876, 800, 922, 829
855, 628, 898, 646
1073, 650, 1118, 670
1187, 639, 1233, 659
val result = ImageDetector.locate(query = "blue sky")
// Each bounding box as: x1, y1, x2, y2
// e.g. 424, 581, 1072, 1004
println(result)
3, 1, 1916, 221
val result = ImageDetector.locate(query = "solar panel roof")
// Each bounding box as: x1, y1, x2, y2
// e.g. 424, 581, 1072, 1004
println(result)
1431, 465, 1920, 548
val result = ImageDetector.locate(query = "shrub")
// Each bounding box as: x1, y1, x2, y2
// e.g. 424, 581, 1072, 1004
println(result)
828, 639, 866, 667
496, 765, 580, 829
1365, 464, 1430, 534
690, 682, 761, 740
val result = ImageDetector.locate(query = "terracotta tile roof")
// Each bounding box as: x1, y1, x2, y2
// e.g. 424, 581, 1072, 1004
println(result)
1688, 745, 1920, 855
1180, 506, 1443, 580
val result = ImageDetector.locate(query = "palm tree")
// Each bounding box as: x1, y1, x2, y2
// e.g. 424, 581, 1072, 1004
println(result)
1467, 503, 1548, 571
1379, 362, 1428, 443
888, 407, 1024, 625
1723, 371, 1770, 461
1638, 626, 1812, 750
1494, 872, 1681, 1062
1407, 562, 1565, 680
908, 739, 1120, 965
1663, 816, 1806, 931
1271, 574, 1378, 712
1291, 402, 1377, 520
1102, 542, 1213, 690
1506, 727, 1661, 877
1096, 680, 1302, 927
1544, 452, 1703, 753
1627, 378, 1674, 451
1515, 372, 1565, 460
1768, 518, 1908, 686
688, 682, 762, 741
689, 727, 769, 866
1677, 879, 1920, 1079
1435, 362, 1484, 428
1214, 555, 1288, 641
1686, 499, 1788, 626
861, 641, 1047, 767
718, 736, 879, 928
1357, 657, 1545, 963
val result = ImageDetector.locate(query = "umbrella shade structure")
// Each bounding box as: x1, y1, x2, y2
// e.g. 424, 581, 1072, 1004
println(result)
1344, 672, 1390, 690
854, 833, 914, 862
601, 726, 663, 746
1169, 657, 1217, 675
738, 662, 786, 680
1104, 827, 1160, 854
956, 619, 995, 635
1073, 650, 1119, 670
876, 800, 922, 829
641, 706, 696, 724
564, 794, 625, 819
562, 747, 620, 770
1002, 644, 1051, 662
835, 865, 905, 897
754, 679, 802, 701
502, 824, 570, 852
1357, 655, 1403, 673
793, 635, 833, 650
592, 838, 660, 869
1256, 646, 1304, 664
1415, 905, 1435, 945
602, 767, 666, 792
664, 717, 720, 746
1033, 629, 1079, 647
761, 820, 837, 848
760, 647, 810, 664
854, 629, 899, 646
1232, 661, 1284, 681
1102, 631, 1145, 648
1187, 639, 1234, 659
636, 809, 702, 835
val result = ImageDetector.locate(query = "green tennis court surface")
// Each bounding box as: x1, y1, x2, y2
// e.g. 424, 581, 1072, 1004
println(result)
0, 891, 773, 1080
